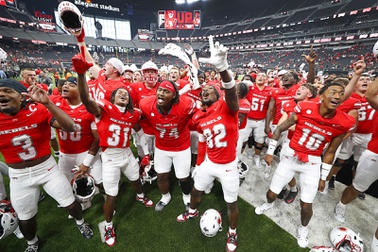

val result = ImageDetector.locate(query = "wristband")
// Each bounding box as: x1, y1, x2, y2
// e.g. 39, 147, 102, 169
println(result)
222, 79, 235, 89
266, 139, 278, 156
320, 162, 332, 180
83, 153, 95, 167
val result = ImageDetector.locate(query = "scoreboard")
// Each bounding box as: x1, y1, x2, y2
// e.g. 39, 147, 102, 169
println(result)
158, 10, 201, 30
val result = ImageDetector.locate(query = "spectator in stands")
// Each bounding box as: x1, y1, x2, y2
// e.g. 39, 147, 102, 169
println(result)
0, 66, 7, 79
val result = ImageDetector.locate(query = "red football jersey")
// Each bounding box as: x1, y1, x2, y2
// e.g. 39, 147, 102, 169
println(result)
20, 81, 49, 92
239, 98, 250, 129
367, 113, 378, 153
246, 84, 272, 120
271, 84, 300, 124
129, 81, 159, 135
337, 96, 361, 114
50, 95, 96, 154
289, 101, 356, 157
351, 93, 376, 134
282, 99, 297, 139
95, 99, 141, 149
192, 98, 239, 164
139, 95, 196, 151
92, 69, 127, 101
0, 103, 53, 164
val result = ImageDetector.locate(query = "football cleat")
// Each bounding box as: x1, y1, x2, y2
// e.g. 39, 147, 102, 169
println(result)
77, 222, 94, 240
226, 231, 238, 252
176, 210, 199, 222
104, 226, 116, 247
330, 226, 363, 252
277, 188, 287, 199
136, 195, 154, 207
199, 209, 222, 237
334, 204, 346, 223
285, 188, 298, 204
155, 201, 169, 212
297, 226, 309, 248
255, 202, 274, 215
57, 1, 83, 37
0, 200, 19, 239
24, 239, 39, 252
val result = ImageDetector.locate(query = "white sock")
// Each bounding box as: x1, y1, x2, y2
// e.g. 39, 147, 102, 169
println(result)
161, 193, 171, 204
75, 218, 84, 226
137, 193, 145, 198
27, 236, 38, 245
105, 221, 113, 228
290, 186, 298, 192
182, 193, 190, 205
337, 201, 347, 209
188, 208, 197, 214
228, 227, 237, 234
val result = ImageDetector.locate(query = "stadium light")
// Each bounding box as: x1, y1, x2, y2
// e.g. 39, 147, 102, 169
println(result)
176, 0, 200, 4
176, 0, 185, 4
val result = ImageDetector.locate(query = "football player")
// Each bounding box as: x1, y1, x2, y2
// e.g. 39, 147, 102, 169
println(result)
241, 72, 272, 168
49, 76, 103, 214
72, 53, 153, 247
255, 82, 356, 248
334, 74, 378, 225
176, 36, 240, 252
139, 80, 196, 212
0, 79, 94, 252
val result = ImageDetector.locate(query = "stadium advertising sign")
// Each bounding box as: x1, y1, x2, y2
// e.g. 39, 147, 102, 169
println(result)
0, 0, 16, 7
74, 0, 120, 12
34, 10, 56, 32
158, 10, 201, 30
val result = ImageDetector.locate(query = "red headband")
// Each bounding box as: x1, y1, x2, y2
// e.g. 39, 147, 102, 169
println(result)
159, 80, 176, 94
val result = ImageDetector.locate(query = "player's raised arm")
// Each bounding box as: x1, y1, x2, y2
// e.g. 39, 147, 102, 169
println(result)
25, 84, 76, 132
58, 1, 100, 78
71, 53, 102, 118
199, 36, 238, 112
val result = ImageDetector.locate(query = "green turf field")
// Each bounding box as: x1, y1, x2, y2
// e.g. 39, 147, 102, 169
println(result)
0, 153, 309, 252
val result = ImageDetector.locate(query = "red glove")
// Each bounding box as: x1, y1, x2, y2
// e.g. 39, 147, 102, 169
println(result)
140, 155, 150, 167
76, 27, 85, 43
71, 53, 93, 74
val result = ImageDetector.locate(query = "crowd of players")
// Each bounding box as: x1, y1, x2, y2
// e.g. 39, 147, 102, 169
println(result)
1, 16, 378, 252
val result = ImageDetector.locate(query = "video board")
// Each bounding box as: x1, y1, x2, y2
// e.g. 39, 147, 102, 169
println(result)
158, 10, 201, 30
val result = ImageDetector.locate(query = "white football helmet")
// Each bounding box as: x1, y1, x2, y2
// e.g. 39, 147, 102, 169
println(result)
140, 163, 157, 185
71, 174, 96, 203
0, 200, 19, 239
0, 47, 7, 62
57, 1, 83, 37
141, 61, 158, 83
199, 209, 222, 237
238, 160, 249, 179
330, 226, 364, 252
373, 40, 378, 58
